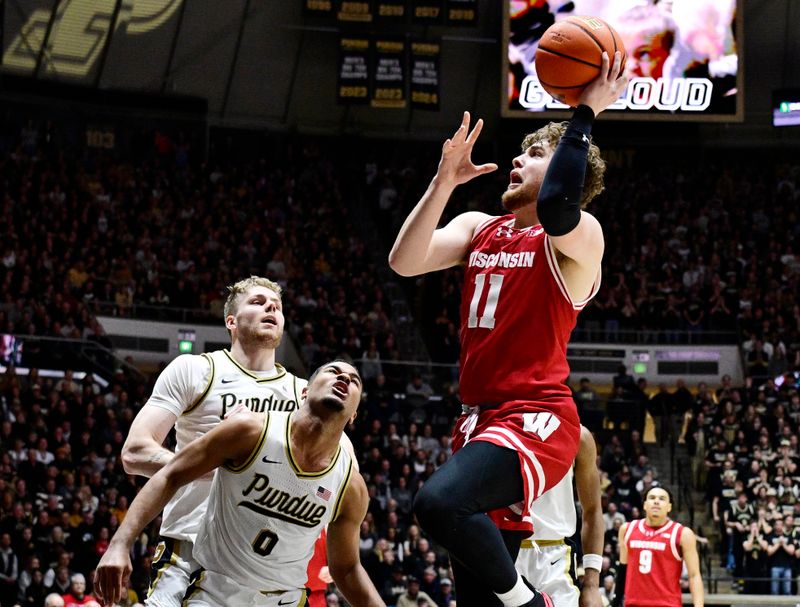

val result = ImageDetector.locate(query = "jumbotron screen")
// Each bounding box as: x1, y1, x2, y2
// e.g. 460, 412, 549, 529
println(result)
503, 0, 743, 121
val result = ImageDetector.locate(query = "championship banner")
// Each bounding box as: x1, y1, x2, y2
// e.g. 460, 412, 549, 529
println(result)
410, 41, 440, 110
446, 0, 477, 25
412, 0, 442, 24
371, 38, 407, 108
336, 0, 373, 22
338, 37, 370, 104
303, 0, 334, 17
375, 0, 406, 22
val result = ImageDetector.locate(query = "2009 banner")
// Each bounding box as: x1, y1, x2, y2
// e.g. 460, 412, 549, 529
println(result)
307, 1, 476, 25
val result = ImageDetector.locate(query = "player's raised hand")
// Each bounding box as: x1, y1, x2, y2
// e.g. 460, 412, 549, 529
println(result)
436, 112, 498, 187
94, 544, 132, 606
578, 51, 628, 116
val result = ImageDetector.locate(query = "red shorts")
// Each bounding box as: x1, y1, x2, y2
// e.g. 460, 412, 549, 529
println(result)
307, 589, 326, 607
451, 400, 580, 533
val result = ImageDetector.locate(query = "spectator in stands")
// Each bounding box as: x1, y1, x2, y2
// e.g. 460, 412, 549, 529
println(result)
44, 594, 65, 607
765, 517, 795, 595
61, 573, 99, 606
396, 576, 435, 607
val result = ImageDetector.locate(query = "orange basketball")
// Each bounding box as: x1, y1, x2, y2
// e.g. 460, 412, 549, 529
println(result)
534, 16, 627, 108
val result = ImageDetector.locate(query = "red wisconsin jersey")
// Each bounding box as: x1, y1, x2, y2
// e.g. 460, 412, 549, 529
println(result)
624, 519, 685, 607
459, 215, 599, 411
305, 528, 328, 592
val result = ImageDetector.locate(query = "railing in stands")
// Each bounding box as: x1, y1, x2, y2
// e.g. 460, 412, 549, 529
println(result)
3, 333, 145, 381
91, 300, 220, 324
571, 326, 739, 345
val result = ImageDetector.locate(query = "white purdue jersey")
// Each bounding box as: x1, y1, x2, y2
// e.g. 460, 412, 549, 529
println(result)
194, 411, 354, 593
146, 350, 306, 542
531, 467, 577, 541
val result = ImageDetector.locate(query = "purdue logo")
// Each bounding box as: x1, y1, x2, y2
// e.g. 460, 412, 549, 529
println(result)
221, 393, 298, 417
240, 473, 327, 528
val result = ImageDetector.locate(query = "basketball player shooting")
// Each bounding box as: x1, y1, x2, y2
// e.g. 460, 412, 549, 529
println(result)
389, 52, 627, 607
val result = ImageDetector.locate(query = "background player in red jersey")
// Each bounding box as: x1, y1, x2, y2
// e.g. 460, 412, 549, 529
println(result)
389, 53, 627, 607
618, 487, 704, 607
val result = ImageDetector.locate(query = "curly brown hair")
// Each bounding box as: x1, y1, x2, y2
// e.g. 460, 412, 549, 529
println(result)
520, 122, 606, 208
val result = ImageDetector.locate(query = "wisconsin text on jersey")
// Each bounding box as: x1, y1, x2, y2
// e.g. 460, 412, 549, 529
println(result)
239, 473, 328, 528
468, 251, 535, 269
221, 392, 298, 416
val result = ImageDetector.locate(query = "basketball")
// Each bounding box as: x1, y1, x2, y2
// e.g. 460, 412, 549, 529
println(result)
534, 16, 627, 107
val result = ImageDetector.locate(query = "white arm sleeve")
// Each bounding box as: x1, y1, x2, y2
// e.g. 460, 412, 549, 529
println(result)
144, 354, 212, 417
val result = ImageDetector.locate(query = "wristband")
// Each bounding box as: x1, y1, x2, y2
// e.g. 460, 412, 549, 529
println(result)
583, 553, 603, 571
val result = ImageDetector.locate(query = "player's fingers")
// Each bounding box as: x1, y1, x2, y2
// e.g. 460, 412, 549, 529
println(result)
598, 51, 610, 81
442, 138, 451, 151
453, 111, 470, 143
476, 163, 498, 174
609, 51, 622, 81
466, 118, 484, 145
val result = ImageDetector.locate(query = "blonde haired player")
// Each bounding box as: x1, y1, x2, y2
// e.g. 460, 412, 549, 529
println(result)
96, 361, 385, 607
516, 426, 604, 607
121, 276, 307, 606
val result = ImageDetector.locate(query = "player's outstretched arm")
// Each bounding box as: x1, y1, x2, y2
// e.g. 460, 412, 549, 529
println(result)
680, 528, 704, 607
575, 426, 604, 607
94, 413, 265, 606
327, 473, 386, 607
541, 52, 626, 288
388, 111, 495, 277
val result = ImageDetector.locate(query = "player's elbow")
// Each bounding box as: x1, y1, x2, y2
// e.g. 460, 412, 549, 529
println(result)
328, 562, 356, 586
121, 440, 145, 474
387, 249, 418, 277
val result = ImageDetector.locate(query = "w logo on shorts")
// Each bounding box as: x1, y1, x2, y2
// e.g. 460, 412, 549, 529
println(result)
522, 412, 561, 441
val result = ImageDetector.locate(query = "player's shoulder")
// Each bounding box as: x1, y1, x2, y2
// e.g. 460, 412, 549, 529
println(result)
467, 212, 507, 238
166, 352, 213, 371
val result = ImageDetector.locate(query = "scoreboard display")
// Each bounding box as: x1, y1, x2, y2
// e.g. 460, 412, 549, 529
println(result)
503, 0, 743, 121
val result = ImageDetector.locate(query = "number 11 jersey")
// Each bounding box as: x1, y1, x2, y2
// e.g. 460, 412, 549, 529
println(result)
459, 215, 600, 409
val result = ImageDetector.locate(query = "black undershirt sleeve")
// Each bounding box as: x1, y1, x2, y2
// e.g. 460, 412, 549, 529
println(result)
536, 104, 596, 236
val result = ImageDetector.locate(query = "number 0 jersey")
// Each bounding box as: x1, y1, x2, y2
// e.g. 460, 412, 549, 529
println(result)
193, 412, 354, 593
146, 350, 306, 542
459, 215, 600, 412
623, 519, 685, 607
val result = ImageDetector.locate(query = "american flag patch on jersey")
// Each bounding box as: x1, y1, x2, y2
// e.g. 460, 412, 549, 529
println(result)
316, 486, 332, 501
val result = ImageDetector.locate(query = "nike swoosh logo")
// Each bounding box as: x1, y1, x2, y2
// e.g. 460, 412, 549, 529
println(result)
262, 457, 280, 464
278, 600, 294, 606
550, 558, 561, 566
221, 378, 236, 384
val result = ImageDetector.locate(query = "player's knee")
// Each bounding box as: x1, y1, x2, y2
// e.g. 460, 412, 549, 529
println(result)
413, 481, 457, 529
